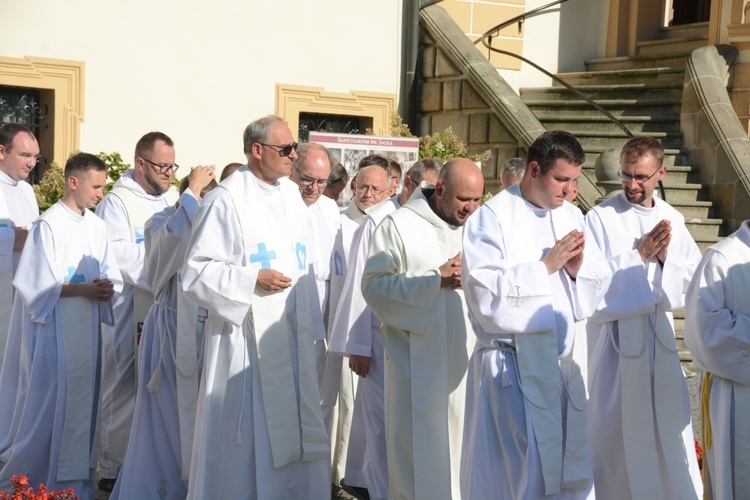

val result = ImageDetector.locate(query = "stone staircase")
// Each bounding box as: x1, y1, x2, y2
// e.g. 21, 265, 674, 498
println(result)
519, 22, 717, 375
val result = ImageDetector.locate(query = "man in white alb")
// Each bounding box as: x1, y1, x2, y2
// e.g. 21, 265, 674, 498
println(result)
0, 124, 39, 374
585, 137, 702, 499
461, 130, 611, 499
95, 131, 179, 491
182, 115, 329, 499
685, 219, 750, 499
110, 166, 216, 500
362, 159, 482, 500
0, 152, 121, 499
324, 155, 391, 492
289, 142, 338, 389
326, 158, 442, 499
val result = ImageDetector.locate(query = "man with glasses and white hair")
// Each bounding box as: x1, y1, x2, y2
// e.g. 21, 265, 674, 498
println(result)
182, 115, 329, 498
95, 131, 182, 492
584, 136, 703, 499
324, 154, 391, 496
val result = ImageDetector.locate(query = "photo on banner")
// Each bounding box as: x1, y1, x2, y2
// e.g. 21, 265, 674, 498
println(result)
308, 131, 419, 207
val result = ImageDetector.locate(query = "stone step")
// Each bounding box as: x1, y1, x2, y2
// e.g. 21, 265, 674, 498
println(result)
636, 35, 708, 57
670, 200, 714, 220
525, 99, 682, 117
574, 132, 684, 150
696, 238, 722, 253
520, 84, 683, 102
658, 183, 703, 202
537, 115, 682, 134
658, 21, 709, 40
581, 146, 688, 167
663, 165, 695, 184
585, 54, 689, 72
555, 67, 685, 87
685, 218, 723, 239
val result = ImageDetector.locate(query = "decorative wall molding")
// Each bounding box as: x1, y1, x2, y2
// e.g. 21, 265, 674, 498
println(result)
0, 56, 85, 166
275, 84, 396, 138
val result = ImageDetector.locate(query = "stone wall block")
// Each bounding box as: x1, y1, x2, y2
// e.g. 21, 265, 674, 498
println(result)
695, 112, 722, 148
419, 81, 442, 113
443, 79, 463, 111
435, 49, 461, 77
469, 113, 489, 144
461, 82, 489, 109
681, 84, 701, 115
420, 46, 437, 79
689, 147, 716, 185
489, 115, 513, 143
432, 113, 470, 144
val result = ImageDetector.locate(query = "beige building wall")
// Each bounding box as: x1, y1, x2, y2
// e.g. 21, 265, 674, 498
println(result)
0, 1, 402, 169
442, 0, 610, 92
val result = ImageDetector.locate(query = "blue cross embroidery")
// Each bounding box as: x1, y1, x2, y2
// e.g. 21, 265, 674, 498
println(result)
333, 250, 343, 276
295, 242, 307, 270
64, 266, 86, 283
250, 243, 277, 270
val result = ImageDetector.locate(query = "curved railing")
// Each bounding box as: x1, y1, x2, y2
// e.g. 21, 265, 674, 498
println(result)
471, 0, 673, 201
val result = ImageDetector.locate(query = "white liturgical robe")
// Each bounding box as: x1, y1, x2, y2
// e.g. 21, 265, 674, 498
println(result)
322, 200, 368, 488
305, 195, 339, 391
685, 220, 750, 500
95, 170, 176, 479
585, 192, 702, 500
461, 185, 610, 499
328, 196, 399, 499
182, 168, 329, 500
362, 187, 474, 500
0, 170, 38, 373
110, 189, 203, 500
0, 201, 121, 500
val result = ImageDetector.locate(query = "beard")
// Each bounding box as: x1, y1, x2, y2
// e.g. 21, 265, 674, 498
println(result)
144, 168, 168, 195
436, 196, 465, 227
624, 188, 646, 205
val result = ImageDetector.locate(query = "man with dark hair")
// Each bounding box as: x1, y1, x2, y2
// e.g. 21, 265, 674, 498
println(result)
95, 131, 181, 491
584, 136, 703, 498
0, 152, 122, 498
0, 123, 40, 372
183, 115, 329, 498
362, 159, 483, 499
461, 130, 610, 498
324, 157, 443, 498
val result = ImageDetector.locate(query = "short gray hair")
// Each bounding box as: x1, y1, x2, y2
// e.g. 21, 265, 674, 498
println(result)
406, 158, 443, 185
242, 115, 286, 154
500, 157, 526, 177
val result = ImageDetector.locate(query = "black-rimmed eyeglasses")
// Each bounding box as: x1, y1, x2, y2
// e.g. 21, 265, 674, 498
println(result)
141, 157, 180, 175
260, 142, 298, 157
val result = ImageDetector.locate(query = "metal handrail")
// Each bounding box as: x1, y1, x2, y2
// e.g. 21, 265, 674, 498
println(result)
473, 0, 570, 44
473, 0, 671, 200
